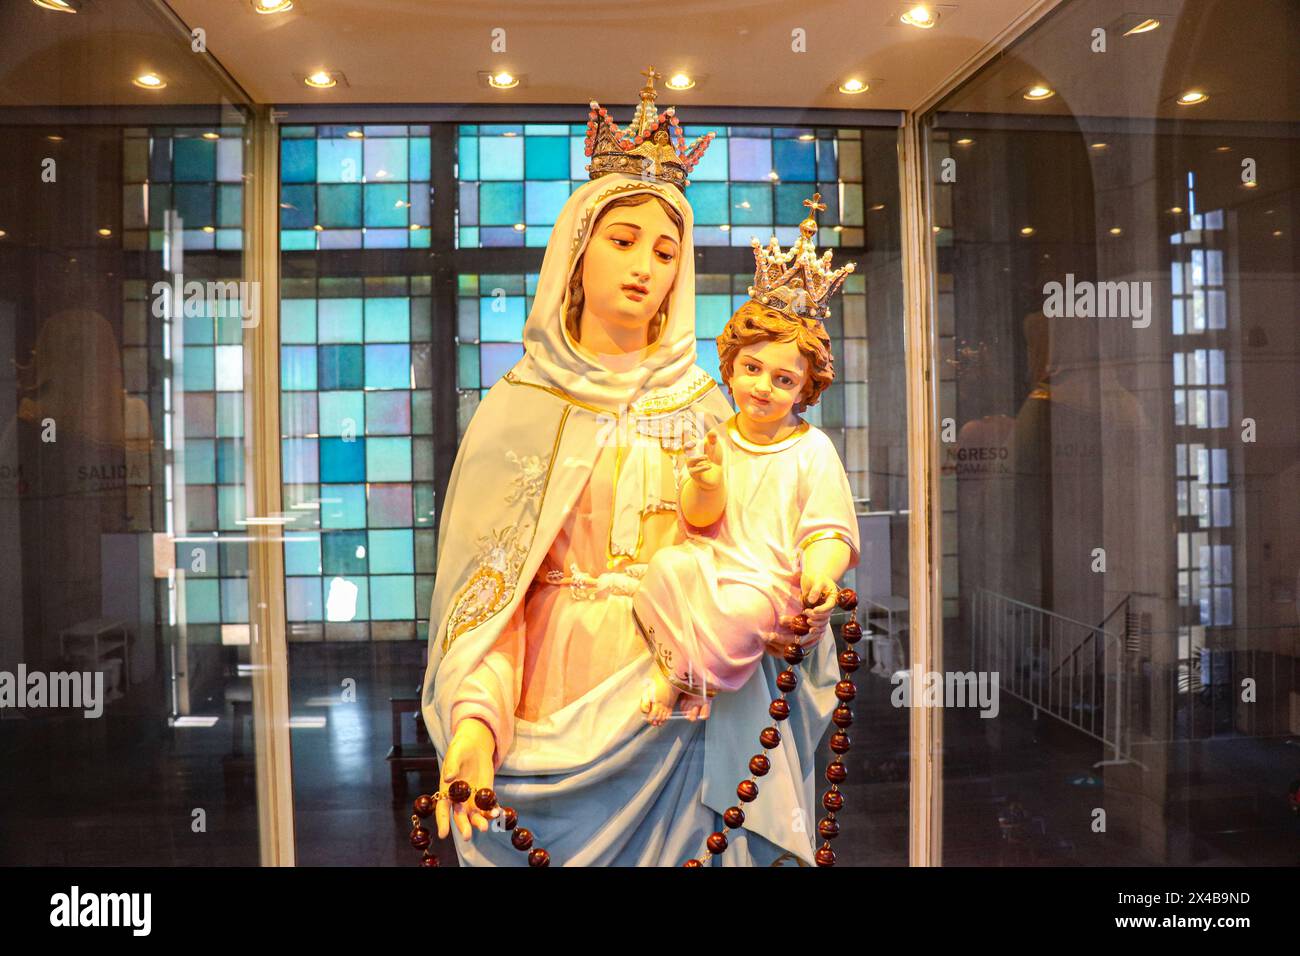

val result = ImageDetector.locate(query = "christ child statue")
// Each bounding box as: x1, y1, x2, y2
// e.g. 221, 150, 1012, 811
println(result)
632, 286, 860, 724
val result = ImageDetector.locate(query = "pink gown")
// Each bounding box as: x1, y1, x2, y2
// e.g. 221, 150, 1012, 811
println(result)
632, 415, 859, 698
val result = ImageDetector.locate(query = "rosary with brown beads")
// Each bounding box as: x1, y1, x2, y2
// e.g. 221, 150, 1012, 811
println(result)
410, 588, 863, 868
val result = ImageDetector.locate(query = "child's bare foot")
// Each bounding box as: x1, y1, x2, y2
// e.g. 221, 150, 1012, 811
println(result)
641, 669, 680, 726
680, 695, 711, 721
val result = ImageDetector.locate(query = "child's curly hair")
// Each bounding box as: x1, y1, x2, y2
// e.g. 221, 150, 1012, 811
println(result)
716, 300, 835, 409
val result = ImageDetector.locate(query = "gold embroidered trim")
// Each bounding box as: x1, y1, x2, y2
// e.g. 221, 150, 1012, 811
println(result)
503, 367, 717, 418
442, 405, 573, 650
798, 530, 859, 558
633, 607, 717, 699
725, 414, 811, 455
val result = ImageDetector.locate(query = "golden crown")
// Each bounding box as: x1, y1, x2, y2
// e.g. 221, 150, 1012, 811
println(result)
749, 194, 856, 322
584, 67, 715, 191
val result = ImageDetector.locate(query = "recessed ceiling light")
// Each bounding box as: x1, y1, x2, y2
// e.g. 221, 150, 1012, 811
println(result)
252, 0, 293, 13
901, 5, 937, 28
1019, 226, 1036, 236
955, 137, 973, 146
1273, 230, 1283, 237
932, 225, 942, 233
45, 134, 64, 142
305, 71, 337, 89
1089, 142, 1108, 150
1108, 226, 1123, 236
133, 72, 166, 91
97, 228, 113, 237
1177, 90, 1209, 106
488, 72, 519, 90
345, 129, 364, 139
665, 73, 694, 91
0, 230, 8, 238
839, 78, 869, 95
1242, 180, 1258, 189
512, 223, 526, 232
1123, 17, 1160, 35
31, 0, 80, 12
1023, 85, 1055, 101
1214, 145, 1232, 152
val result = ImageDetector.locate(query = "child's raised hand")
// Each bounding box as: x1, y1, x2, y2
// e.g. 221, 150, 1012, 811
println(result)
685, 430, 724, 491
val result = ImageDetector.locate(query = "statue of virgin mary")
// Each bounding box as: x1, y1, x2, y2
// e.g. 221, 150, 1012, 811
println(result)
421, 76, 839, 866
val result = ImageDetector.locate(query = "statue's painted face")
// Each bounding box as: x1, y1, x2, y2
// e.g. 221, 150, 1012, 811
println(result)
729, 337, 810, 426
580, 198, 681, 339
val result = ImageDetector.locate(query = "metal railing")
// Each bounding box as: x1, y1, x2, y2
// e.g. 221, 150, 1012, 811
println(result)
970, 588, 1134, 767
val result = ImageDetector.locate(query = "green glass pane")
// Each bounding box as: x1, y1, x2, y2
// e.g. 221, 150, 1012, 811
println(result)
217, 185, 242, 228
479, 135, 523, 180
322, 530, 368, 575
458, 136, 478, 180
281, 230, 317, 251
479, 182, 523, 226
173, 139, 216, 182
369, 575, 415, 620
318, 184, 362, 227
320, 484, 367, 529
364, 183, 409, 228
184, 578, 221, 624
281, 298, 317, 343
318, 297, 363, 342
281, 138, 317, 183
218, 485, 245, 530
365, 437, 412, 482
184, 440, 216, 484
696, 294, 732, 338
216, 393, 243, 437
410, 137, 431, 180
183, 346, 215, 391
173, 184, 215, 228
364, 297, 409, 341
687, 182, 728, 224
280, 184, 316, 228
318, 391, 364, 437
367, 529, 413, 574
731, 183, 773, 225
525, 136, 568, 179
457, 343, 480, 389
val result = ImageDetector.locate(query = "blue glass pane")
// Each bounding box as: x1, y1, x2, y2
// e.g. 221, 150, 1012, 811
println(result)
410, 137, 431, 180
730, 138, 773, 180
284, 532, 323, 576
281, 346, 317, 391
525, 181, 570, 226
221, 579, 249, 622
365, 391, 410, 434
481, 343, 523, 386
459, 182, 479, 225
318, 297, 363, 342
318, 344, 363, 390
322, 530, 368, 575
320, 485, 367, 530
458, 136, 478, 180
367, 529, 414, 573
183, 346, 215, 391
525, 136, 568, 179
281, 437, 318, 483
775, 184, 813, 225
369, 575, 415, 620
481, 226, 523, 246
286, 577, 323, 621
281, 298, 317, 343
479, 136, 524, 180
480, 295, 527, 341
319, 228, 362, 249
173, 139, 216, 182
216, 438, 241, 484
731, 183, 772, 225
317, 138, 362, 183
696, 294, 732, 338
364, 229, 410, 249
773, 138, 816, 182
690, 137, 728, 181
686, 182, 728, 224
816, 140, 838, 180
318, 391, 364, 437
185, 440, 216, 483
570, 136, 588, 179
364, 183, 408, 227
364, 136, 408, 182
365, 344, 410, 389
318, 184, 362, 227
281, 138, 317, 183
320, 437, 367, 483
173, 184, 215, 228
365, 297, 409, 342
479, 182, 523, 225
365, 437, 412, 482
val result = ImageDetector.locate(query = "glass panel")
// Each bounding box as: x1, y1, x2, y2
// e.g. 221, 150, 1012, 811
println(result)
0, 0, 261, 863
928, 0, 1298, 865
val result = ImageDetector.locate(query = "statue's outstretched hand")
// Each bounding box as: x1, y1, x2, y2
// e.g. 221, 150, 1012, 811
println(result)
435, 718, 499, 841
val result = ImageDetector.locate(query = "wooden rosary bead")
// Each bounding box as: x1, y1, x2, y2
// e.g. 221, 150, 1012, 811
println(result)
413, 794, 435, 818
769, 698, 791, 721
776, 669, 798, 692
749, 754, 770, 776
511, 827, 534, 852
760, 727, 781, 749
474, 788, 497, 812
448, 779, 472, 804
818, 816, 841, 840
834, 679, 857, 702
830, 731, 851, 754
787, 616, 811, 636
826, 761, 847, 784
832, 705, 853, 728
815, 843, 837, 867
737, 779, 759, 803
683, 858, 704, 868
783, 642, 806, 664
822, 789, 845, 812
723, 806, 746, 828
409, 826, 431, 850
528, 848, 551, 867
501, 806, 518, 830
836, 588, 858, 611
838, 649, 861, 673
420, 852, 440, 867
841, 619, 864, 643
707, 832, 728, 854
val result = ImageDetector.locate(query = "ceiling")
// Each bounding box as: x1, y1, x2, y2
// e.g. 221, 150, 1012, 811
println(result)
2, 0, 1041, 110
